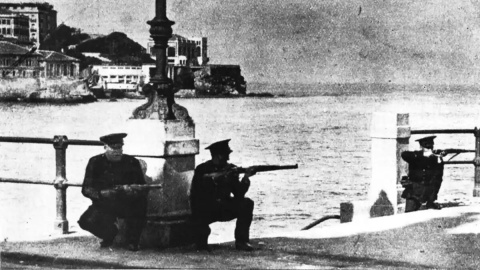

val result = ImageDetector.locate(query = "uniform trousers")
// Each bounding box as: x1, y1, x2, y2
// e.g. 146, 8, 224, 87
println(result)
192, 197, 254, 245
78, 203, 146, 245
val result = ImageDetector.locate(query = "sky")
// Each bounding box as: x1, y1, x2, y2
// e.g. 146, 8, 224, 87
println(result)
37, 0, 480, 84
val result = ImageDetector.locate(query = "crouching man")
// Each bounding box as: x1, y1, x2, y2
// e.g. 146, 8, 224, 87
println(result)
190, 139, 256, 252
78, 133, 147, 251
401, 135, 445, 212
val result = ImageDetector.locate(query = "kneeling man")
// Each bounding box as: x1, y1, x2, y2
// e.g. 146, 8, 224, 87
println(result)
78, 133, 147, 251
190, 139, 256, 252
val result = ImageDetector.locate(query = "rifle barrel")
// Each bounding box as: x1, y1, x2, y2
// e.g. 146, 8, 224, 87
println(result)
237, 164, 298, 173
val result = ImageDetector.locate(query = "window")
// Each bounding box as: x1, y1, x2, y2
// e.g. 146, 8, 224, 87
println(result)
6, 29, 11, 35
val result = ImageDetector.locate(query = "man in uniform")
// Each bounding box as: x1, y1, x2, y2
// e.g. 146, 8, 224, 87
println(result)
78, 133, 148, 251
401, 135, 446, 212
190, 139, 256, 252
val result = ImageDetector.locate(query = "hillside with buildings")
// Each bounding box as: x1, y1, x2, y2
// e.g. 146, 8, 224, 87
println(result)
0, 1, 249, 100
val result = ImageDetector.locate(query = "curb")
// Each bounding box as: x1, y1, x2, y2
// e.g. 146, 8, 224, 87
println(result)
1, 251, 135, 269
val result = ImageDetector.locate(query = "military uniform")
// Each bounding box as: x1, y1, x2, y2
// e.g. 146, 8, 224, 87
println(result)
401, 136, 444, 212
78, 133, 147, 249
190, 140, 254, 251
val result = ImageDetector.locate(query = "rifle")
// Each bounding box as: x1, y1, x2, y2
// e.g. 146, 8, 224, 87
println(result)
204, 164, 298, 180
233, 164, 299, 174
114, 184, 162, 192
433, 149, 475, 161
433, 149, 474, 155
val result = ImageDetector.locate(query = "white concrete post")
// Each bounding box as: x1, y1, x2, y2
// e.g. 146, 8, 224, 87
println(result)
369, 112, 410, 215
340, 112, 410, 222
122, 118, 199, 248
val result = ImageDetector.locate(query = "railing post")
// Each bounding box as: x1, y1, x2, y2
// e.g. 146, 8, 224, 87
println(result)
53, 135, 69, 233
474, 128, 480, 197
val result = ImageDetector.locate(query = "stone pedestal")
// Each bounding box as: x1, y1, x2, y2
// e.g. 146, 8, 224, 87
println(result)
341, 112, 410, 222
117, 118, 198, 248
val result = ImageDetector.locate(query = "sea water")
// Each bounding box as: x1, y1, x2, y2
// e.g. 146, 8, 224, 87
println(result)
0, 83, 479, 243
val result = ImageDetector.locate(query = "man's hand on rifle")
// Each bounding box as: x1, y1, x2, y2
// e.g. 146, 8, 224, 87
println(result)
115, 185, 147, 198
243, 167, 257, 178
204, 170, 239, 182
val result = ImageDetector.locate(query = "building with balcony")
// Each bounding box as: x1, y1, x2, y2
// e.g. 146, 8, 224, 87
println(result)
0, 1, 57, 46
0, 9, 29, 43
147, 35, 208, 66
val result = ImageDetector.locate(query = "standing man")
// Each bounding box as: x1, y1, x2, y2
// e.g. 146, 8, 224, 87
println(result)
401, 135, 446, 212
78, 133, 148, 251
190, 139, 256, 252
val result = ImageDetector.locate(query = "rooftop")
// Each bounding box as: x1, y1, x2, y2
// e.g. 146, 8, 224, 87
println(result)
0, 41, 40, 56
38, 50, 79, 62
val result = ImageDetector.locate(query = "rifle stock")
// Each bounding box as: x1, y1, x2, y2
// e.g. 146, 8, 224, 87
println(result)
115, 184, 162, 191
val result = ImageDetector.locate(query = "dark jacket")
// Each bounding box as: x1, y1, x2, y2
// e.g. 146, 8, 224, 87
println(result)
401, 150, 444, 202
190, 160, 249, 216
81, 154, 147, 217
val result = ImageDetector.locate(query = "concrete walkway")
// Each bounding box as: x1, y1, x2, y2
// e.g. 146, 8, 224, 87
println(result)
1, 205, 480, 269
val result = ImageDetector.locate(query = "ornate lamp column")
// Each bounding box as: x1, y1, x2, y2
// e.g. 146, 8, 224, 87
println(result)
132, 0, 176, 120
122, 0, 199, 248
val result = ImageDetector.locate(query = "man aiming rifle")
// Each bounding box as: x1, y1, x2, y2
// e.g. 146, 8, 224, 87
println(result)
189, 139, 297, 252
401, 136, 446, 212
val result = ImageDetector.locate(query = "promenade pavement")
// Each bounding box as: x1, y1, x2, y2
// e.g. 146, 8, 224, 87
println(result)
1, 204, 479, 269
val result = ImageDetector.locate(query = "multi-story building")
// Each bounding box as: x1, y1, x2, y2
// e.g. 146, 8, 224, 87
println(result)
0, 9, 29, 43
1, 41, 79, 78
0, 40, 42, 78
147, 35, 208, 66
0, 1, 57, 46
190, 37, 208, 66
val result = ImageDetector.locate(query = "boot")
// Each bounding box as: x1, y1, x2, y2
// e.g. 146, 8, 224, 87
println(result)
235, 241, 254, 251
426, 201, 442, 210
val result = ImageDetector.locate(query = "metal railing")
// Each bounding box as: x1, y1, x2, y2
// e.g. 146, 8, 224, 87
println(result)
410, 127, 480, 196
0, 135, 166, 234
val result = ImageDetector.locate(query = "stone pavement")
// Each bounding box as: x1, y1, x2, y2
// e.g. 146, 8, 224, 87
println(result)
1, 205, 479, 269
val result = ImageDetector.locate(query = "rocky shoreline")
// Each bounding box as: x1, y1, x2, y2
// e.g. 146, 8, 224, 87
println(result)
0, 77, 97, 104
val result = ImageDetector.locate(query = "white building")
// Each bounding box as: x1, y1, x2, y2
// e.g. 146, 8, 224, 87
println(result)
90, 65, 142, 92
0, 1, 57, 46
147, 35, 208, 66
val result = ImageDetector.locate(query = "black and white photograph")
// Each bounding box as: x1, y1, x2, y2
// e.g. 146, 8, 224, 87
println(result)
1, 0, 480, 269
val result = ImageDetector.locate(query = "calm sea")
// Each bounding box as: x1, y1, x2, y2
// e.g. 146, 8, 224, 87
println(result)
1, 83, 479, 243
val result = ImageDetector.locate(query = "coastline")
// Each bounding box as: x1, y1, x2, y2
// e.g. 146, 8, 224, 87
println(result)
0, 77, 96, 104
